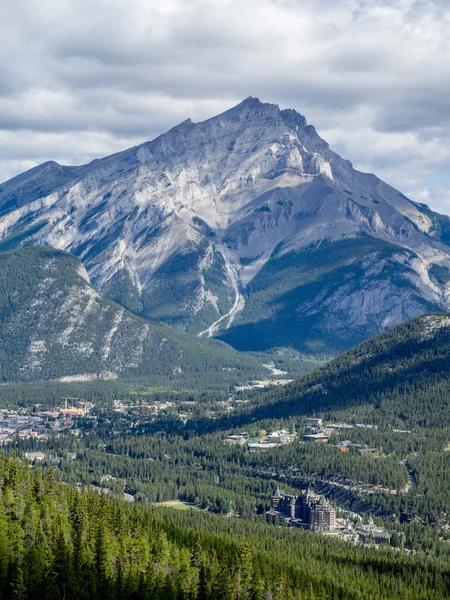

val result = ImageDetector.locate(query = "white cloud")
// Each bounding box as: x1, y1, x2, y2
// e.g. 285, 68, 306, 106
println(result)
0, 0, 449, 212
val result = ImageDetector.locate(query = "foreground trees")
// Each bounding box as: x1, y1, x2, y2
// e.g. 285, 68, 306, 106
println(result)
0, 456, 449, 600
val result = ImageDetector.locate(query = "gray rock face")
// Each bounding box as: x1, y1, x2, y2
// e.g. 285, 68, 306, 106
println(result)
1, 97, 450, 352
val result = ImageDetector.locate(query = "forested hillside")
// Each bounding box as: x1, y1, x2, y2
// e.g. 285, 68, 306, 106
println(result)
218, 312, 450, 428
0, 246, 263, 387
4, 313, 450, 561
3, 313, 450, 597
0, 456, 449, 600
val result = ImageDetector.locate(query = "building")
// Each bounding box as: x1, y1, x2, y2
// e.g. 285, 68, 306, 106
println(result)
322, 428, 335, 436
268, 487, 336, 531
336, 444, 350, 452
268, 429, 290, 444
336, 440, 352, 452
309, 497, 336, 531
248, 441, 279, 451
304, 418, 323, 428
303, 432, 329, 443
24, 452, 46, 462
355, 518, 390, 545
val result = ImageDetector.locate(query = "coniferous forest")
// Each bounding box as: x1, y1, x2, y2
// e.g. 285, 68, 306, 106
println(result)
1, 456, 449, 600
1, 2, 450, 598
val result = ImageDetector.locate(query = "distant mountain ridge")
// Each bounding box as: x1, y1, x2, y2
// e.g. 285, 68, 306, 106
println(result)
1, 97, 450, 352
0, 246, 261, 384
227, 311, 450, 429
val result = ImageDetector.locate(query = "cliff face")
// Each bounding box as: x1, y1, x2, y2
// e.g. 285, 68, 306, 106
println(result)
1, 97, 450, 352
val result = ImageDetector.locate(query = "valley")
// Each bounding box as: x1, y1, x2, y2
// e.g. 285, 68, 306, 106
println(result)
1, 0, 449, 592
2, 309, 450, 598
3, 313, 450, 561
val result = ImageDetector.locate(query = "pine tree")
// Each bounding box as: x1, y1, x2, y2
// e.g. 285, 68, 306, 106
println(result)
236, 543, 253, 600
191, 536, 203, 568
251, 577, 266, 600
212, 561, 236, 600
10, 565, 27, 600
197, 564, 210, 600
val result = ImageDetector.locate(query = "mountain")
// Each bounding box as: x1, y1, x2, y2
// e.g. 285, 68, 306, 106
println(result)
1, 97, 450, 353
0, 246, 261, 384
228, 312, 450, 429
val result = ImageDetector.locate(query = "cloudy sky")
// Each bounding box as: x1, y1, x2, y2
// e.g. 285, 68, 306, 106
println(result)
1, 0, 449, 212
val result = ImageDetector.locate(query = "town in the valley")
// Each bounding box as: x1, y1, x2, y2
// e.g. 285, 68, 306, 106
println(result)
0, 397, 395, 548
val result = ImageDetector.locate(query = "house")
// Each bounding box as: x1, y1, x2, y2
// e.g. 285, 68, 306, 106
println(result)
303, 432, 328, 443
268, 429, 290, 444
304, 418, 323, 428
18, 429, 32, 438
336, 440, 352, 452
336, 444, 350, 452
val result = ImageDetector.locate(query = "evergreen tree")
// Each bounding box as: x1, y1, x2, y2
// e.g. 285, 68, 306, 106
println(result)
236, 543, 253, 600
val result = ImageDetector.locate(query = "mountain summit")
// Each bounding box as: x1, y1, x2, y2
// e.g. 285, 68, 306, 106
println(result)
1, 98, 450, 353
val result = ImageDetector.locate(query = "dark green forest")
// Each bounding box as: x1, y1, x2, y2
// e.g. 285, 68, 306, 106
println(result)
1, 456, 449, 600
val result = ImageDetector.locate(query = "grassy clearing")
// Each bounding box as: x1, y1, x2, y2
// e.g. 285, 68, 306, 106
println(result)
155, 500, 200, 510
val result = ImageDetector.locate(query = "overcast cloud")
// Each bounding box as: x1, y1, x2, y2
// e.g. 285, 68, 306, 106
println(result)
0, 0, 449, 211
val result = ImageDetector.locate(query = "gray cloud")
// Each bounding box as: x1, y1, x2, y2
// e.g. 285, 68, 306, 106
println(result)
0, 0, 449, 212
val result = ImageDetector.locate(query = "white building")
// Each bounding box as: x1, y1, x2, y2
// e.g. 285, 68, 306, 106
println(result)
268, 429, 290, 444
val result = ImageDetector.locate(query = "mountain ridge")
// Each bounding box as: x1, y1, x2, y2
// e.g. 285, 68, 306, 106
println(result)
0, 245, 263, 385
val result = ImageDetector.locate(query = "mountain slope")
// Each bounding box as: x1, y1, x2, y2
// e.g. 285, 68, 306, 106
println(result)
1, 98, 450, 351
201, 312, 450, 537
229, 312, 450, 428
0, 246, 261, 384
219, 235, 439, 352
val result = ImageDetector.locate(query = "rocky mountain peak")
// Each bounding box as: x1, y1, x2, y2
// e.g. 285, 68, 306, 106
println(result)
214, 98, 310, 141
200, 97, 286, 139
280, 108, 308, 131
0, 99, 450, 354
221, 95, 279, 116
